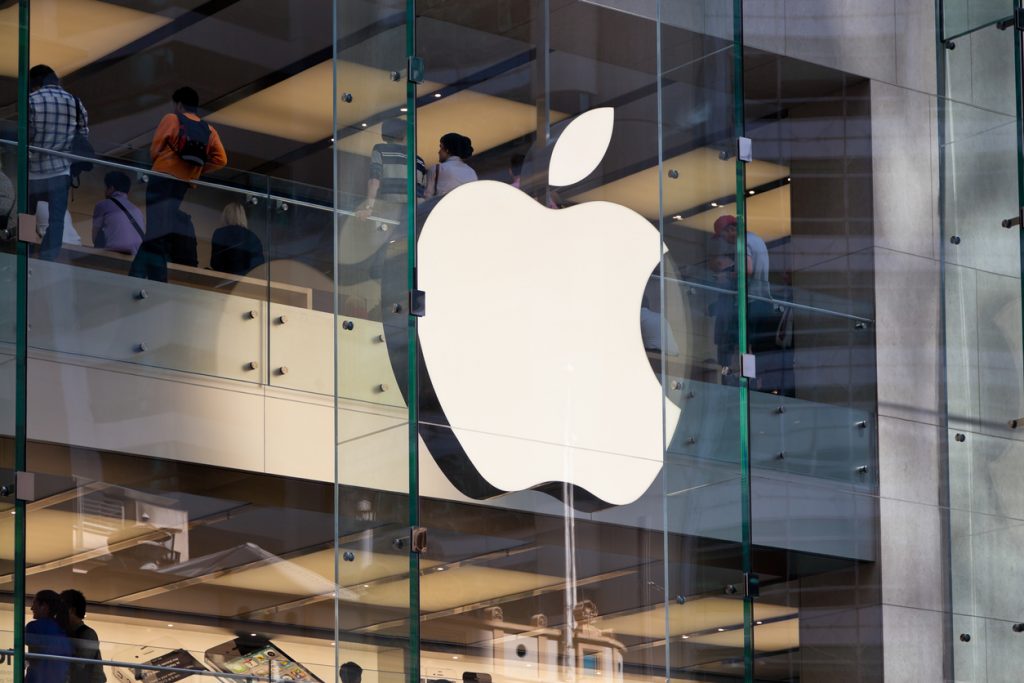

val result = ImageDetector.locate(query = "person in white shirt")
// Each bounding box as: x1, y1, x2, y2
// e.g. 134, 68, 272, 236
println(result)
424, 132, 477, 198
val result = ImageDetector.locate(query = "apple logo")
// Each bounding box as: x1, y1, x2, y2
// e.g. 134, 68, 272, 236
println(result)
418, 107, 681, 508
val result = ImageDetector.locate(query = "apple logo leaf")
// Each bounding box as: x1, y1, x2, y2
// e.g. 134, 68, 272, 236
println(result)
548, 107, 614, 188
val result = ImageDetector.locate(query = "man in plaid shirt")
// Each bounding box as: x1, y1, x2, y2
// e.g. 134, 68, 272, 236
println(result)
28, 64, 87, 260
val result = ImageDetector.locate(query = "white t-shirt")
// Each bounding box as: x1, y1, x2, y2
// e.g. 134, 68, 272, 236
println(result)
746, 231, 770, 298
425, 157, 477, 198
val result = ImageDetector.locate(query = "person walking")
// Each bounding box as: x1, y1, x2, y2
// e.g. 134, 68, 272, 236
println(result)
27, 65, 88, 260
130, 86, 226, 281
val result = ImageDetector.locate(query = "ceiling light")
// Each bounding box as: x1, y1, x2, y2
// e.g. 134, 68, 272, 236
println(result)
786, 177, 791, 182
672, 215, 682, 221
452, 656, 459, 660
434, 93, 442, 98
250, 633, 257, 637
717, 628, 726, 632
361, 123, 368, 127
756, 621, 763, 625
748, 190, 755, 195
436, 567, 446, 572
362, 584, 370, 588
681, 635, 689, 640
710, 201, 718, 207
167, 624, 174, 628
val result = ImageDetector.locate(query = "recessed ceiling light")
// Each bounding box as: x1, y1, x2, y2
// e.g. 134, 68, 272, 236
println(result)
672, 215, 682, 221
681, 635, 689, 640
436, 567, 446, 571
717, 628, 726, 632
748, 190, 755, 195
710, 201, 718, 207
362, 584, 370, 588
167, 624, 174, 628
361, 123, 368, 127
434, 93, 442, 98
786, 176, 791, 182
756, 621, 763, 625
400, 107, 408, 113
250, 633, 257, 637
452, 656, 459, 660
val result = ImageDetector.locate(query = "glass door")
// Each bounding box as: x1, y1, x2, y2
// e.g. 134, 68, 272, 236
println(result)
333, 1, 419, 682
941, 1, 1024, 680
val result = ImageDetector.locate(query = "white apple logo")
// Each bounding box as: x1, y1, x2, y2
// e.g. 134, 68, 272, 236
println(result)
418, 107, 681, 507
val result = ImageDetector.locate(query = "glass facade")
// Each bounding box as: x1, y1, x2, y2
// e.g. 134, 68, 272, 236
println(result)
0, 1, 1020, 682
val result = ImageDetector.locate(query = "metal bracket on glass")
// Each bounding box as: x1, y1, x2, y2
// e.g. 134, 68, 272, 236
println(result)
411, 526, 428, 554
409, 289, 426, 317
408, 56, 425, 84
741, 353, 756, 379
1000, 208, 1023, 229
737, 137, 753, 163
744, 572, 760, 598
15, 471, 35, 502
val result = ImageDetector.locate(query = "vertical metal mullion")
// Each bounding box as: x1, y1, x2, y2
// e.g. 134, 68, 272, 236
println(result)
13, 1, 30, 682
731, 1, 754, 682
405, 1, 420, 682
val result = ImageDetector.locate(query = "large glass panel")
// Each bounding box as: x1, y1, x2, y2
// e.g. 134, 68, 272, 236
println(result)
333, 3, 415, 683
407, 2, 749, 682
941, 4, 1024, 680
741, 6, 882, 681
17, 4, 362, 683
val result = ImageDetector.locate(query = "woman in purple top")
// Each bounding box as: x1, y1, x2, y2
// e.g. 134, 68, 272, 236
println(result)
26, 589, 73, 683
92, 171, 144, 255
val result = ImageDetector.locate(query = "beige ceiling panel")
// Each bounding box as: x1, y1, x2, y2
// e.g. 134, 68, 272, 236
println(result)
206, 550, 427, 595
0, 0, 170, 78
0, 509, 169, 564
686, 617, 800, 652
595, 597, 797, 639
209, 61, 441, 144
351, 565, 561, 612
574, 148, 788, 221
339, 92, 567, 161
680, 183, 791, 240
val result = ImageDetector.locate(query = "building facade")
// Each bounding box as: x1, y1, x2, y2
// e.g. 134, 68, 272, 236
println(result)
0, 1, 1021, 682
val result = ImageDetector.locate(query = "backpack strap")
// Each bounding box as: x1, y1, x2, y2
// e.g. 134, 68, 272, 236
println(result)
108, 196, 145, 240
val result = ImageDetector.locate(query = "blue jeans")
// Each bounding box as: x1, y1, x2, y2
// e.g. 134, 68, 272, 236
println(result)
28, 174, 70, 260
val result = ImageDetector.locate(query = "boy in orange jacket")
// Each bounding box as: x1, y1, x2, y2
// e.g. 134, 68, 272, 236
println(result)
130, 86, 227, 281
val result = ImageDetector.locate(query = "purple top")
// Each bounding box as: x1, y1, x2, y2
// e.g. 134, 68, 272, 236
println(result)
92, 191, 144, 255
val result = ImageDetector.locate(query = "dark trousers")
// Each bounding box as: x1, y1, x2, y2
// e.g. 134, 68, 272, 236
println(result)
130, 175, 188, 281
28, 174, 70, 261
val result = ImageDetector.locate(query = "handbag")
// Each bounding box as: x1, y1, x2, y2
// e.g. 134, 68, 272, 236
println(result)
69, 97, 94, 183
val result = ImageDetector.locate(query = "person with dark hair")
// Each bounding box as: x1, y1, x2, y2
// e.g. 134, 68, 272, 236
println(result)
27, 64, 88, 260
339, 661, 362, 683
509, 153, 525, 188
130, 86, 227, 281
92, 171, 144, 255
26, 589, 73, 683
423, 132, 476, 199
60, 589, 106, 683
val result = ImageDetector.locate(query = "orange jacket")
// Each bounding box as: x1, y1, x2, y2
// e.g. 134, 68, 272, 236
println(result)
150, 112, 227, 180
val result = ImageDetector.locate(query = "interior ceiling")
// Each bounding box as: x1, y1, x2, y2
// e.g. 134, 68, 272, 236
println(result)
9, 481, 802, 659
0, 0, 798, 232
574, 147, 790, 233
0, 0, 171, 78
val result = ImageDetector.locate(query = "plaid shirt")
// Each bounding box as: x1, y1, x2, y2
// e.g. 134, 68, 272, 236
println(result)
28, 85, 88, 177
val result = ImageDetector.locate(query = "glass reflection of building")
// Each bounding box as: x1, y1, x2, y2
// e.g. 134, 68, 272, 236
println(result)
0, 1, 1020, 682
